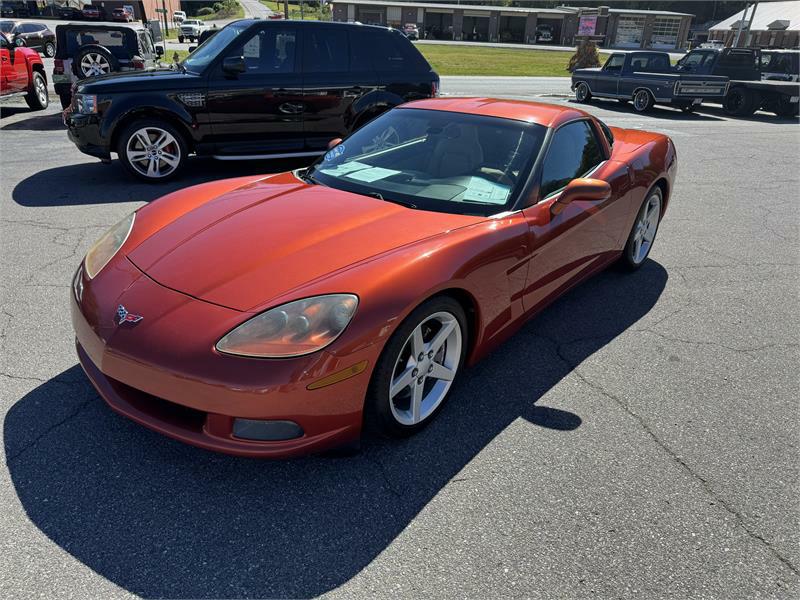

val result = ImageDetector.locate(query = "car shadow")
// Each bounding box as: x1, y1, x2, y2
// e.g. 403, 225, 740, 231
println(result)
567, 98, 725, 121
0, 110, 65, 131
4, 261, 667, 598
12, 157, 313, 207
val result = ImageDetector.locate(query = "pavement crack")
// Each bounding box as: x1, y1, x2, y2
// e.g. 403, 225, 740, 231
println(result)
362, 451, 403, 499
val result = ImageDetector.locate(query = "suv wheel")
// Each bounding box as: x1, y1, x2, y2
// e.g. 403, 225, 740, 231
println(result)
25, 71, 49, 111
75, 46, 116, 79
723, 87, 757, 117
44, 41, 55, 57
118, 119, 187, 182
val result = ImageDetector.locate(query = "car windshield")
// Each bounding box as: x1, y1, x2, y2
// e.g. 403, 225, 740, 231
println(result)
308, 108, 546, 216
0, 21, 14, 33
181, 23, 244, 72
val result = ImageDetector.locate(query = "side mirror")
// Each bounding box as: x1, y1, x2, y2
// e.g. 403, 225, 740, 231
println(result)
188, 46, 197, 53
327, 137, 343, 150
155, 44, 164, 57
222, 55, 245, 76
550, 178, 611, 216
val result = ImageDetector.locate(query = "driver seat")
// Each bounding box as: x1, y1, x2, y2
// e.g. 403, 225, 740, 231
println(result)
429, 125, 484, 178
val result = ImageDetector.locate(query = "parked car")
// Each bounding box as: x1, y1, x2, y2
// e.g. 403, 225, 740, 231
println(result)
268, 12, 284, 20
173, 10, 186, 24
402, 23, 419, 40
64, 20, 440, 182
676, 47, 800, 117
178, 19, 207, 43
0, 1, 28, 18
572, 51, 729, 113
0, 20, 56, 57
81, 5, 104, 21
699, 40, 725, 49
760, 49, 799, 82
53, 22, 163, 108
57, 5, 83, 20
112, 8, 135, 23
535, 25, 553, 43
0, 31, 49, 110
69, 97, 676, 457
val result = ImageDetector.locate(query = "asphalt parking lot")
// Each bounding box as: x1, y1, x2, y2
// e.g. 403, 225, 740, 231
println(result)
0, 78, 798, 599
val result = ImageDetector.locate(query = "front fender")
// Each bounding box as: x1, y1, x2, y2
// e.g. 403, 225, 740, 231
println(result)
102, 95, 197, 145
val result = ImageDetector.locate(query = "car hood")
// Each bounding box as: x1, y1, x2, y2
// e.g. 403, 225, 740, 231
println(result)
77, 68, 202, 93
127, 175, 483, 312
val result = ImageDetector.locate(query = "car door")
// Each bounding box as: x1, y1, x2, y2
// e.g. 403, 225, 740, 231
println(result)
594, 53, 625, 96
205, 23, 305, 156
20, 23, 40, 50
301, 24, 378, 151
0, 33, 11, 93
521, 119, 632, 313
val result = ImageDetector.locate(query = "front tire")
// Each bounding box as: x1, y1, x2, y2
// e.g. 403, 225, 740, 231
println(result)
24, 71, 49, 111
633, 89, 654, 113
575, 81, 591, 103
366, 296, 467, 437
117, 118, 187, 182
620, 187, 663, 270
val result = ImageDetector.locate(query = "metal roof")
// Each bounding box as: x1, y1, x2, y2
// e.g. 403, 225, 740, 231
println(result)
710, 1, 800, 32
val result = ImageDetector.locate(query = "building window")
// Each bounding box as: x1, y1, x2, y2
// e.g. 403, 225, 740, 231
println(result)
651, 16, 682, 49
615, 16, 646, 48
387, 6, 401, 28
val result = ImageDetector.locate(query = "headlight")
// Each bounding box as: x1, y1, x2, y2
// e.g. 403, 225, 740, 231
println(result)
216, 294, 359, 358
84, 212, 135, 279
75, 93, 98, 114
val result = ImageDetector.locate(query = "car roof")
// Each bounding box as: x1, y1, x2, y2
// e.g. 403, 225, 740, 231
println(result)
401, 97, 593, 129
230, 18, 399, 33
56, 21, 147, 31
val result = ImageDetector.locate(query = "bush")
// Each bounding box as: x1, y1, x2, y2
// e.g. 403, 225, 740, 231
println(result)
197, 7, 214, 15
567, 41, 601, 72
212, 2, 223, 11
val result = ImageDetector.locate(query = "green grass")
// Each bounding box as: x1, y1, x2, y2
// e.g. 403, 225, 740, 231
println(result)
418, 44, 608, 77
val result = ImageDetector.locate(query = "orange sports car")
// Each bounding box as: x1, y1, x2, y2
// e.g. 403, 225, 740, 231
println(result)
70, 98, 676, 457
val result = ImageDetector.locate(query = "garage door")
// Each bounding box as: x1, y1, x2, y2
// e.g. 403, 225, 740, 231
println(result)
615, 16, 645, 48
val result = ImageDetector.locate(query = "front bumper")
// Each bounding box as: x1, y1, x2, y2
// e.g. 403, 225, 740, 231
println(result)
66, 112, 111, 160
71, 260, 372, 458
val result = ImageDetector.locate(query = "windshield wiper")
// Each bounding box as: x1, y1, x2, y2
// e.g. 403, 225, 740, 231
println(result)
299, 168, 320, 185
367, 191, 417, 209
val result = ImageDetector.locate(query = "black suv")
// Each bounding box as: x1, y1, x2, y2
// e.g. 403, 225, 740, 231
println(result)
65, 20, 440, 182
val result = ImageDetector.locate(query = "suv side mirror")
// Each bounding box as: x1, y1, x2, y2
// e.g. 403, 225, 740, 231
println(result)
550, 178, 611, 216
155, 44, 164, 57
222, 55, 245, 76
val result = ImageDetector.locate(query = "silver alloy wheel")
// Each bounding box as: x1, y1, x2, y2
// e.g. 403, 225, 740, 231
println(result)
389, 311, 462, 426
631, 192, 661, 265
45, 42, 55, 57
634, 90, 651, 112
33, 74, 47, 105
80, 52, 111, 77
575, 82, 589, 102
125, 127, 181, 179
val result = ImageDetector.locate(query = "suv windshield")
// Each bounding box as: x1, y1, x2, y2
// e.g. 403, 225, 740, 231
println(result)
309, 108, 546, 216
0, 21, 14, 33
181, 23, 244, 72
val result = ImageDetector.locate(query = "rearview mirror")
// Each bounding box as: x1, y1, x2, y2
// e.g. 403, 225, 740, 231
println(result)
550, 178, 611, 216
222, 55, 245, 76
327, 138, 343, 150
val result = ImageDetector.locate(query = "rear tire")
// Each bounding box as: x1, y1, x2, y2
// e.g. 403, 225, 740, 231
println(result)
633, 89, 654, 113
24, 71, 49, 111
575, 81, 591, 103
117, 118, 188, 182
620, 187, 663, 271
365, 296, 467, 438
724, 87, 758, 116
44, 41, 55, 57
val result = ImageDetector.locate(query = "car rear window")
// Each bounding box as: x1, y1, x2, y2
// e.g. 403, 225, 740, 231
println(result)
65, 29, 128, 57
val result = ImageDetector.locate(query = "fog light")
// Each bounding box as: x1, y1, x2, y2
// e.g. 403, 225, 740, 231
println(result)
232, 419, 304, 441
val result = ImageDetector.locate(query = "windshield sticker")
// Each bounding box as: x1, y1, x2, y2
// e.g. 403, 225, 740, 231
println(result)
318, 160, 370, 177
324, 144, 346, 162
461, 177, 511, 204
345, 167, 401, 183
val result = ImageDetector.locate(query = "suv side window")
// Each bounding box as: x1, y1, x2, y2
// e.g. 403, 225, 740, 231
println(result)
604, 54, 625, 72
348, 29, 374, 72
227, 27, 298, 75
540, 121, 605, 198
367, 30, 425, 72
303, 27, 347, 72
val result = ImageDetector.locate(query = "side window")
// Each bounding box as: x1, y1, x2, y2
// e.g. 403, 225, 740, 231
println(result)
540, 121, 605, 199
348, 30, 374, 72
227, 27, 297, 75
368, 31, 424, 72
599, 121, 614, 148
303, 27, 348, 73
0, 35, 7, 49
604, 54, 625, 72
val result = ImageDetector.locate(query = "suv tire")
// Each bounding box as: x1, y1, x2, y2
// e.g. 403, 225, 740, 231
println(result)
44, 41, 56, 57
178, 35, 184, 43
117, 118, 188, 182
25, 71, 49, 111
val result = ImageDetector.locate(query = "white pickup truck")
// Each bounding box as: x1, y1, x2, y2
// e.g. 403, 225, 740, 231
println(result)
178, 19, 207, 43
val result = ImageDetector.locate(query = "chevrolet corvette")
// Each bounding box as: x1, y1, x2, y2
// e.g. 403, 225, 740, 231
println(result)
70, 98, 676, 457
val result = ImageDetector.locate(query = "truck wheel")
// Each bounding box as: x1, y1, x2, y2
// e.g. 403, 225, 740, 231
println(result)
724, 87, 757, 117
633, 89, 654, 113
178, 35, 184, 43
574, 82, 591, 103
117, 118, 188, 182
24, 71, 49, 111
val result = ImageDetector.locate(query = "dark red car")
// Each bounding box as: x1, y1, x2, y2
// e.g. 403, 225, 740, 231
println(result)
111, 8, 134, 22
71, 98, 676, 458
81, 5, 103, 20
0, 31, 48, 109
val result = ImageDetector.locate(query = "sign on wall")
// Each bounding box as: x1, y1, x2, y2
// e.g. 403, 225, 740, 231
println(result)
578, 15, 597, 36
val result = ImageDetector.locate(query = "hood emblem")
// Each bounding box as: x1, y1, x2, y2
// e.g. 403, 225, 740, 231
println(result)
116, 305, 143, 325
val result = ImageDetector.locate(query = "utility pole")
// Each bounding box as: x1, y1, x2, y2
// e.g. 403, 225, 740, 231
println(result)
733, 3, 750, 47
284, 1, 289, 19
744, 2, 758, 47
162, 0, 169, 36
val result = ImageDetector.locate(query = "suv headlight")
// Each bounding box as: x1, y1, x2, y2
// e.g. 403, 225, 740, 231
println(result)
75, 93, 98, 114
216, 294, 359, 358
84, 213, 135, 279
